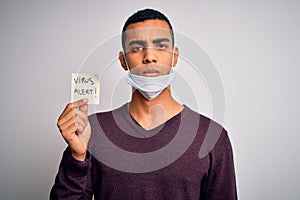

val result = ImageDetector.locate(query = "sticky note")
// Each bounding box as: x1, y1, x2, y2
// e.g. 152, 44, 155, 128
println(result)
71, 73, 100, 104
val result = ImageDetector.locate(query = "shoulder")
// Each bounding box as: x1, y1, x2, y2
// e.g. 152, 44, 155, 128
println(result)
183, 105, 231, 158
183, 105, 225, 133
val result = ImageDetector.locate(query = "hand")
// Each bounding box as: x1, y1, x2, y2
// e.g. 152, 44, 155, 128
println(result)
57, 98, 91, 161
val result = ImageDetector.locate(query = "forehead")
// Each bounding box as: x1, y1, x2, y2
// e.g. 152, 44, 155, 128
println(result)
126, 19, 171, 30
124, 19, 172, 43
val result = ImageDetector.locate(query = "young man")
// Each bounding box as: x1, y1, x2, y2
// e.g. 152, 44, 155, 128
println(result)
50, 9, 237, 199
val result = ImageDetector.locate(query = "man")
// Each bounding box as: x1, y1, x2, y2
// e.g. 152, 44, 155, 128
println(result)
50, 8, 237, 199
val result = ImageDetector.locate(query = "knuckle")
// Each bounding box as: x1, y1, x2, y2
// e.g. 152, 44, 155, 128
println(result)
57, 123, 63, 131
82, 115, 88, 123
67, 103, 73, 109
74, 121, 79, 128
57, 118, 63, 125
83, 120, 88, 126
78, 127, 83, 133
71, 113, 77, 121
61, 130, 68, 138
72, 109, 79, 116
62, 128, 75, 140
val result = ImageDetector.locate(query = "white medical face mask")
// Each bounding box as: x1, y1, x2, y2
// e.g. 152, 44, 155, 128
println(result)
124, 47, 176, 100
125, 70, 175, 100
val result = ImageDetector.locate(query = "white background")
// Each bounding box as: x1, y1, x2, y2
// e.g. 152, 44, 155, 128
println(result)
0, 1, 299, 199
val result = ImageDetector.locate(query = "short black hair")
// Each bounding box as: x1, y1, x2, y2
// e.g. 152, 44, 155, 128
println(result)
121, 8, 174, 51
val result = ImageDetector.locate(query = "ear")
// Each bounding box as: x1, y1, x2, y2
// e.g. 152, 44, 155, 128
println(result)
119, 51, 128, 71
172, 47, 179, 67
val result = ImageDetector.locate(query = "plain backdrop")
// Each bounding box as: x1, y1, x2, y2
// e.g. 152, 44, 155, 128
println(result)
0, 1, 299, 199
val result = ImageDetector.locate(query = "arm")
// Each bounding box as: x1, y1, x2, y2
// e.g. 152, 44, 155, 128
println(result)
50, 147, 93, 200
200, 130, 238, 200
50, 99, 93, 199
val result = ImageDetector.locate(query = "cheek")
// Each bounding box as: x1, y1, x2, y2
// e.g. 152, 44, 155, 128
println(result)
125, 54, 142, 67
160, 52, 174, 64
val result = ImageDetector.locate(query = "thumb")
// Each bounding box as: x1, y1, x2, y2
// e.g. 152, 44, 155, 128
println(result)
73, 98, 88, 109
79, 102, 88, 115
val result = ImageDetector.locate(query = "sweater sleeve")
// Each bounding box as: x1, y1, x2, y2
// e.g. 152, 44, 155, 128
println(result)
200, 129, 238, 200
50, 147, 93, 200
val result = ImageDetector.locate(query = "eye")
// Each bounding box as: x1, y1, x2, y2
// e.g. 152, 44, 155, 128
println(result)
157, 43, 168, 50
131, 45, 144, 52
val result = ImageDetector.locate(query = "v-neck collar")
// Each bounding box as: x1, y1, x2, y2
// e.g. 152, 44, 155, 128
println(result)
118, 103, 186, 138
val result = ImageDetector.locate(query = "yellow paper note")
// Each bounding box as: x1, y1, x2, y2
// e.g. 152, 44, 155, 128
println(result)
71, 73, 100, 104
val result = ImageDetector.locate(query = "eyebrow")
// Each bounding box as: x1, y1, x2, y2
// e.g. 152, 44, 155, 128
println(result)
128, 38, 171, 47
152, 38, 170, 44
128, 40, 145, 46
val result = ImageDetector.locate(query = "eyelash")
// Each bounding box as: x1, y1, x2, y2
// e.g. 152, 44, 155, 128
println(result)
131, 44, 169, 52
157, 44, 168, 49
132, 46, 143, 52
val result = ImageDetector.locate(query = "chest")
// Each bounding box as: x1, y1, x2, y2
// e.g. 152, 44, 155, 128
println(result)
91, 148, 210, 199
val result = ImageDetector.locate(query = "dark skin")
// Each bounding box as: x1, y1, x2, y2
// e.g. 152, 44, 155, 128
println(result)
119, 19, 182, 129
57, 19, 182, 161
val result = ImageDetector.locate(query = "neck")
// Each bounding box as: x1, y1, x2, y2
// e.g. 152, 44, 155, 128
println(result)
128, 87, 183, 130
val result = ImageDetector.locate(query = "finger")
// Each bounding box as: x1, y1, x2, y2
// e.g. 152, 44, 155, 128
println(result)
79, 104, 88, 115
59, 99, 88, 120
60, 123, 77, 140
62, 122, 87, 147
58, 109, 88, 133
58, 107, 80, 128
72, 98, 88, 109
74, 113, 87, 134
74, 108, 88, 123
57, 109, 74, 127
59, 102, 77, 119
61, 121, 85, 138
58, 117, 75, 134
73, 108, 89, 126
58, 103, 88, 125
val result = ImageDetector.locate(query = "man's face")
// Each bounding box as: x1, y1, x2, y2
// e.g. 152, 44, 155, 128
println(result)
120, 19, 178, 76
